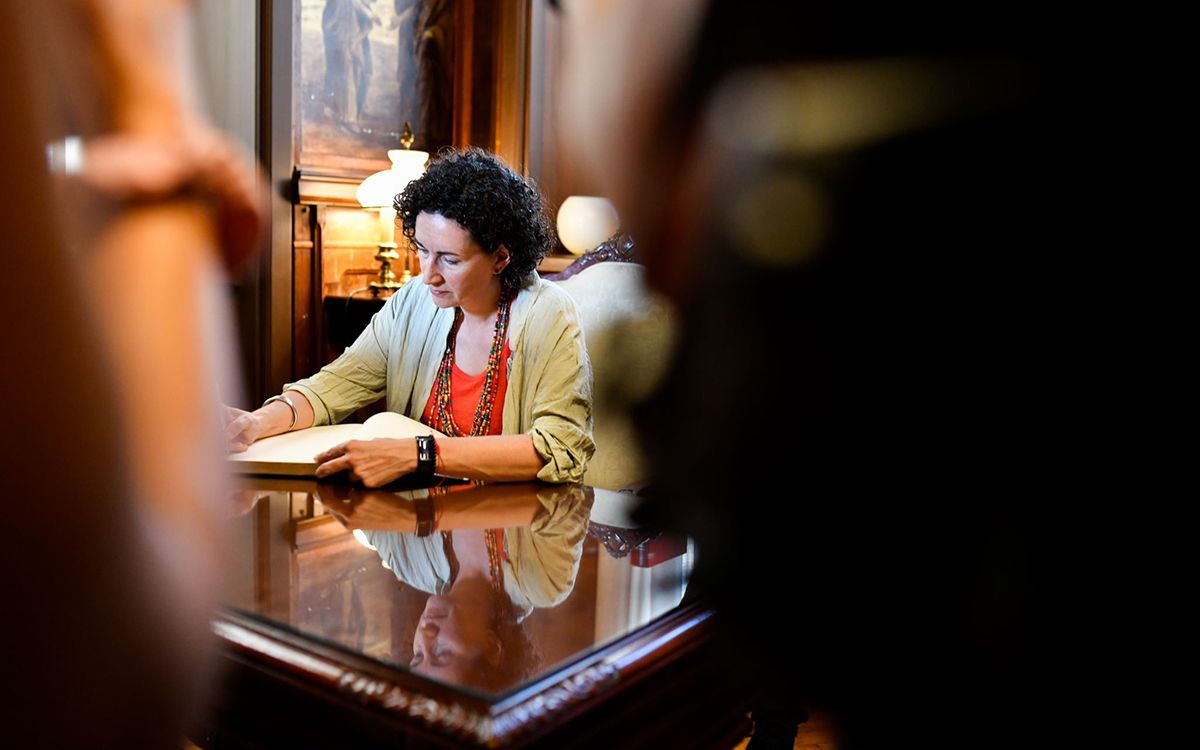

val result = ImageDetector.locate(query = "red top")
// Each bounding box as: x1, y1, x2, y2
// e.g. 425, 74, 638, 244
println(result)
422, 341, 511, 436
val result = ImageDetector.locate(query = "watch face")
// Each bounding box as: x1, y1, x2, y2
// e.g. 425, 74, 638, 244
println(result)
416, 436, 436, 470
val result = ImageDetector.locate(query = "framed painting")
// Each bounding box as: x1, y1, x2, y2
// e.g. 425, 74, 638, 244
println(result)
294, 0, 455, 174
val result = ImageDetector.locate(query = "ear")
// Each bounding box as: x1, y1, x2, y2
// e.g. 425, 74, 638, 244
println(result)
493, 246, 511, 275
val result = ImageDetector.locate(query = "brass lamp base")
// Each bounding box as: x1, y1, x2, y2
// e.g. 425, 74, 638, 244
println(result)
369, 243, 411, 296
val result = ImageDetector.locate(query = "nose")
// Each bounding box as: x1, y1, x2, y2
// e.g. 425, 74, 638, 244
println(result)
420, 255, 441, 285
414, 619, 439, 649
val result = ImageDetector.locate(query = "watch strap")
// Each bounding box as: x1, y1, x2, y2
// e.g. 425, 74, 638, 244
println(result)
415, 435, 437, 477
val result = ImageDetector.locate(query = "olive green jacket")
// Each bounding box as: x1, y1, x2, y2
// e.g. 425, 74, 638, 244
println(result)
285, 275, 594, 483
363, 483, 594, 621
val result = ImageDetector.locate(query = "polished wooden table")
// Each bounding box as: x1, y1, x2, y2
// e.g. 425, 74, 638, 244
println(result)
194, 477, 751, 749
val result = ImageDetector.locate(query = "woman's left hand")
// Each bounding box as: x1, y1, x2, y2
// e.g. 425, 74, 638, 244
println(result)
314, 438, 416, 487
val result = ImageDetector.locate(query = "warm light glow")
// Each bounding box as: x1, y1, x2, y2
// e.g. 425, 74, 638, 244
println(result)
377, 205, 397, 245
357, 148, 429, 245
386, 148, 429, 185
556, 196, 620, 255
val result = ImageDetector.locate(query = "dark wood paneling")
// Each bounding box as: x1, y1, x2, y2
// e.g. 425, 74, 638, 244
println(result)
292, 204, 318, 379
237, 0, 300, 401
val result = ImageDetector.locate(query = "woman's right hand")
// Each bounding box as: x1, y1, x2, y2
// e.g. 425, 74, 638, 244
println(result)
223, 405, 264, 453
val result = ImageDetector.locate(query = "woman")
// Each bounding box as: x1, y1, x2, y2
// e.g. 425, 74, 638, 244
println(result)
321, 481, 593, 691
227, 148, 593, 486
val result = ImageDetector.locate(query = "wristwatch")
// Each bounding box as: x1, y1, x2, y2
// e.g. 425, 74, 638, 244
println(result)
415, 435, 437, 478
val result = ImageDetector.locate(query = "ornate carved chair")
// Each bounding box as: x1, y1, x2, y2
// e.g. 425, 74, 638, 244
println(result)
544, 235, 675, 492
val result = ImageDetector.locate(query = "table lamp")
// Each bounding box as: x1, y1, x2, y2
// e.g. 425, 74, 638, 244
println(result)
356, 123, 429, 294
556, 195, 620, 255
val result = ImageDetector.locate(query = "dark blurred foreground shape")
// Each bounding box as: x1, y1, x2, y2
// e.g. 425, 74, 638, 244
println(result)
559, 1, 1177, 748
3, 2, 263, 746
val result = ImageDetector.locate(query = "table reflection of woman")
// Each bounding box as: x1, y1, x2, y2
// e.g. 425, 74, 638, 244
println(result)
226, 148, 594, 486
324, 482, 592, 691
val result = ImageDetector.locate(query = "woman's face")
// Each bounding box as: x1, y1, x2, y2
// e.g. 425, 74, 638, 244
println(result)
410, 593, 501, 684
414, 211, 509, 314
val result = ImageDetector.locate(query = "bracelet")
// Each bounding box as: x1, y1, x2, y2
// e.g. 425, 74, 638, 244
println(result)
415, 435, 437, 477
413, 494, 435, 537
262, 394, 298, 431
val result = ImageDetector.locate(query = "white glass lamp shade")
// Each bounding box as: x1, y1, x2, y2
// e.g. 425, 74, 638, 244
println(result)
357, 149, 429, 244
356, 149, 429, 208
556, 196, 619, 255
386, 148, 429, 188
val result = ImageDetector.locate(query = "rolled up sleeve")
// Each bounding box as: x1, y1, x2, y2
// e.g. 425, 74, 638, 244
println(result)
528, 319, 595, 483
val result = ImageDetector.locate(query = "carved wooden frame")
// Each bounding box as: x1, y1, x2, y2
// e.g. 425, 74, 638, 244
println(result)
541, 233, 638, 282
208, 600, 732, 748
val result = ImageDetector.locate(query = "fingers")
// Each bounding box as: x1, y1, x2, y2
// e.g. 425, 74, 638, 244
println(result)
197, 130, 267, 275
313, 442, 398, 486
314, 481, 356, 505
78, 128, 266, 277
361, 472, 385, 489
80, 134, 191, 199
223, 414, 250, 441
315, 453, 353, 479
224, 411, 261, 453
313, 441, 351, 464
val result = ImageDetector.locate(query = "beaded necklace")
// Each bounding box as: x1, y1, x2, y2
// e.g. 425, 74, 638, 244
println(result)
428, 289, 514, 437
437, 524, 506, 593
428, 290, 512, 593
484, 528, 506, 593
433, 480, 506, 592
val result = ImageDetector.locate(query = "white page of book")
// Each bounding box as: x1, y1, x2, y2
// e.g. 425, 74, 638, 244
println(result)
229, 412, 444, 476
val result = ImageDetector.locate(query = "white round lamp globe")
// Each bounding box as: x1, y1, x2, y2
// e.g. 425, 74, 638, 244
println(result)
556, 196, 619, 255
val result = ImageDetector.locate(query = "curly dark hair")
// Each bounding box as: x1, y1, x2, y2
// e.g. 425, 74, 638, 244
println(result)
395, 147, 554, 292
470, 588, 541, 693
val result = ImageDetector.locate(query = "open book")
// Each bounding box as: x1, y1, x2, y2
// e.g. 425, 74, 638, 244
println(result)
230, 411, 446, 477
